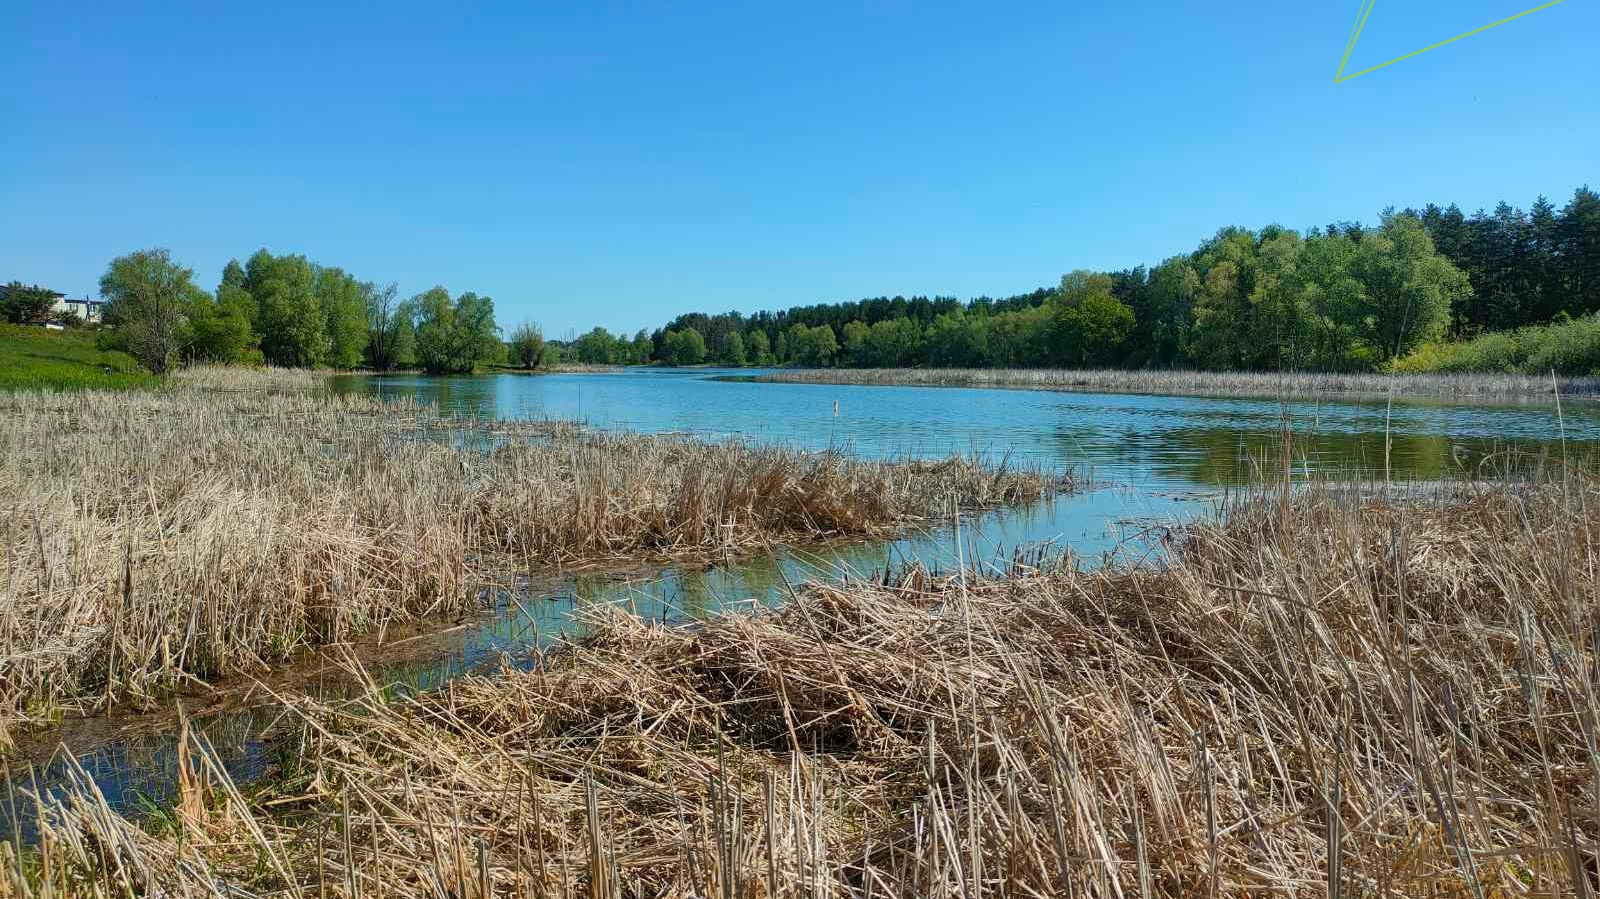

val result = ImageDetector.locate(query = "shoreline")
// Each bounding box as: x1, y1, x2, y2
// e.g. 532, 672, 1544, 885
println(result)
714, 366, 1600, 400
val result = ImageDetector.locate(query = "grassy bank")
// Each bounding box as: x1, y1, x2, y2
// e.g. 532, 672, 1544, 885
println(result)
0, 324, 157, 390
0, 372, 1068, 733
14, 474, 1600, 897
733, 366, 1600, 399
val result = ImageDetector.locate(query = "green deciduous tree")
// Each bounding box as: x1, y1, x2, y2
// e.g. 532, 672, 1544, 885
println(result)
746, 329, 772, 364
99, 249, 197, 375
1350, 212, 1469, 361
573, 326, 621, 364
364, 283, 414, 371
413, 287, 502, 374
863, 319, 920, 366
1145, 258, 1197, 366
1, 282, 63, 324
925, 311, 990, 367
718, 330, 745, 365
630, 329, 653, 364
510, 322, 546, 369
1052, 271, 1134, 366
183, 288, 256, 364
660, 327, 707, 365
1291, 231, 1367, 370
315, 266, 371, 369
793, 324, 839, 366
245, 250, 324, 367
1059, 293, 1135, 366
841, 320, 870, 365
411, 287, 456, 373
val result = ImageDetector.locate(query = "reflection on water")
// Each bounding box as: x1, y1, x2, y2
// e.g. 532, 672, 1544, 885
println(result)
331, 369, 1598, 485
9, 370, 1597, 834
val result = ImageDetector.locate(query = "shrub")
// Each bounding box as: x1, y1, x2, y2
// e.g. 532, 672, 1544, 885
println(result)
1391, 315, 1600, 376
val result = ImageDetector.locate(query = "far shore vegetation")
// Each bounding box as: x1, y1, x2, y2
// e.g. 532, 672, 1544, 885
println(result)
5, 182, 1598, 396
561, 184, 1600, 380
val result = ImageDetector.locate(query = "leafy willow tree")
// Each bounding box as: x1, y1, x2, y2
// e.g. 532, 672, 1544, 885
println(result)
1143, 258, 1198, 366
660, 327, 707, 365
792, 324, 839, 366
1291, 231, 1366, 370
746, 329, 772, 364
183, 288, 255, 364
1, 282, 63, 324
926, 311, 989, 367
840, 320, 870, 365
411, 288, 457, 373
630, 330, 653, 364
509, 322, 546, 369
314, 266, 371, 369
573, 327, 622, 364
1351, 212, 1469, 361
412, 289, 500, 374
1186, 228, 1262, 370
863, 319, 919, 366
245, 251, 324, 367
99, 249, 199, 375
364, 283, 414, 371
1054, 271, 1135, 366
718, 330, 745, 365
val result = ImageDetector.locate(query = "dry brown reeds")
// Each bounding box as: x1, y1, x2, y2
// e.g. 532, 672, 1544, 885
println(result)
0, 381, 1066, 733
167, 364, 333, 393
13, 475, 1600, 897
745, 366, 1600, 399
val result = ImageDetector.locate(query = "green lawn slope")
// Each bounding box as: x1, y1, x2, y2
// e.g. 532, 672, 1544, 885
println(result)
0, 324, 157, 390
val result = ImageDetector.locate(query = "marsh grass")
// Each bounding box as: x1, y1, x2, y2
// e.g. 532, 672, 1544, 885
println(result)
166, 363, 332, 393
0, 379, 1066, 733
12, 472, 1600, 897
741, 366, 1600, 399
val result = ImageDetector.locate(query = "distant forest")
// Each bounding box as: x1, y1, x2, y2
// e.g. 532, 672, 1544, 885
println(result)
562, 185, 1600, 374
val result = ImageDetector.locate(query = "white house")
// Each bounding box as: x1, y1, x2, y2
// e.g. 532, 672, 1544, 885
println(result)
51, 297, 104, 323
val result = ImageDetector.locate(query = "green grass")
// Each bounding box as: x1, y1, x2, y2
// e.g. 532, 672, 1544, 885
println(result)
0, 323, 158, 390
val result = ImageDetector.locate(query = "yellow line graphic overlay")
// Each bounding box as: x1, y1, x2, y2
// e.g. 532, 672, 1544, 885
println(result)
1335, 0, 1564, 82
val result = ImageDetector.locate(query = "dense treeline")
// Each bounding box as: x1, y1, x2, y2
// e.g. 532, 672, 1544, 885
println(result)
601, 185, 1599, 373
22, 184, 1600, 377
89, 248, 505, 375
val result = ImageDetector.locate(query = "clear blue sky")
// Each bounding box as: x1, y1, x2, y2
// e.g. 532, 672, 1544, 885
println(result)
3, 0, 1595, 338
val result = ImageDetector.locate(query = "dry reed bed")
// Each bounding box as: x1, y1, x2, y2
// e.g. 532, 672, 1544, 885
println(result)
745, 366, 1600, 399
15, 477, 1600, 897
0, 383, 1066, 733
167, 364, 334, 393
